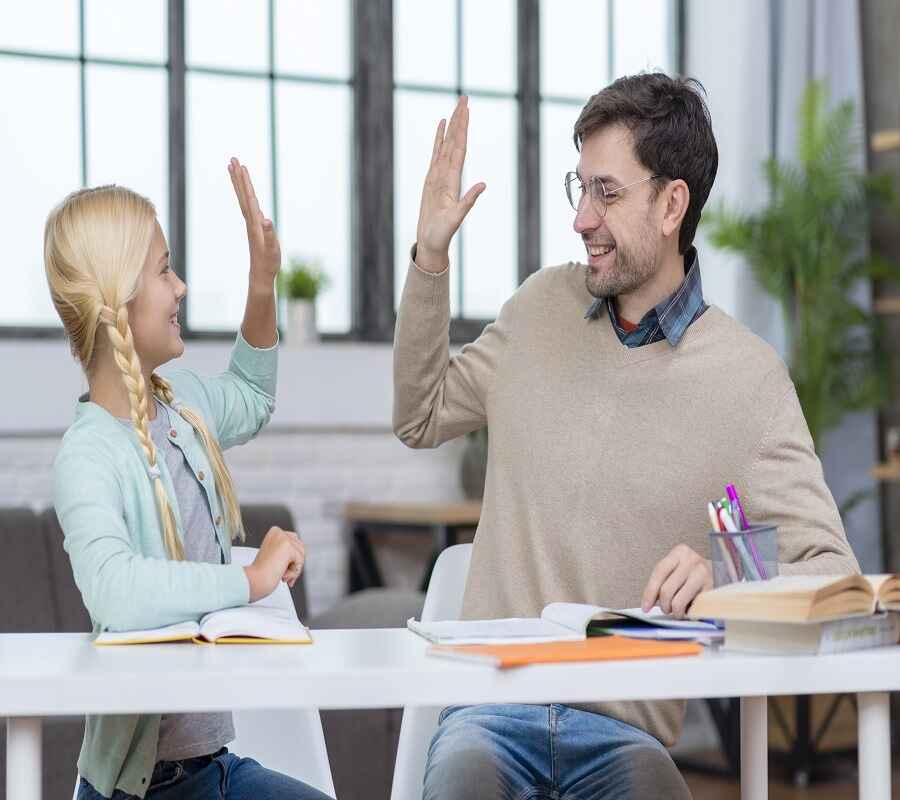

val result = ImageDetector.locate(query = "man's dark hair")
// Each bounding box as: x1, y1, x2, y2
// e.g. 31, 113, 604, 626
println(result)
573, 72, 718, 255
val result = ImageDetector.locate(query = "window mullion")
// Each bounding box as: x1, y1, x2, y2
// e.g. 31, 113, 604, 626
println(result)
168, 0, 188, 331
352, 0, 395, 341
518, 0, 540, 284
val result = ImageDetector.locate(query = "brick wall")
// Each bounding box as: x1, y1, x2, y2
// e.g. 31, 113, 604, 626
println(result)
0, 428, 467, 616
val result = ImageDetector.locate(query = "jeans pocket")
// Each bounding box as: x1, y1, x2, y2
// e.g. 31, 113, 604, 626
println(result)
438, 705, 464, 725
148, 762, 184, 792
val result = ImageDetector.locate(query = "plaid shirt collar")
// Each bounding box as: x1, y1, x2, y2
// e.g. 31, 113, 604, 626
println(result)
583, 246, 706, 348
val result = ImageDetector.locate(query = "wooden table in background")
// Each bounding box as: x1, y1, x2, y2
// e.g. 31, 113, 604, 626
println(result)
343, 501, 481, 592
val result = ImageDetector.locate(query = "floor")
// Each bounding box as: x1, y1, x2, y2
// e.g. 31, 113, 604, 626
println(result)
680, 753, 900, 799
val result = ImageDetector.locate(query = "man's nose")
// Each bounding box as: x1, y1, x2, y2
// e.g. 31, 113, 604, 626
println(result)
573, 198, 601, 235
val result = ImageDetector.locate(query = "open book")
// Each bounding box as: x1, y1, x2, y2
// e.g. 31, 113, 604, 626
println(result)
94, 579, 311, 646
407, 602, 721, 646
689, 574, 900, 624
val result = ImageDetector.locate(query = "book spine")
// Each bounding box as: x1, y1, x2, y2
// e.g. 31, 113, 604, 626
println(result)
818, 614, 900, 654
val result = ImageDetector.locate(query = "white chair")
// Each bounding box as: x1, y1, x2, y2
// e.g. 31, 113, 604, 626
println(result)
390, 543, 473, 800
229, 546, 336, 798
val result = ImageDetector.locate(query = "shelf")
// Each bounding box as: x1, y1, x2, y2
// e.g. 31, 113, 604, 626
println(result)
870, 463, 900, 482
874, 297, 900, 314
872, 129, 900, 152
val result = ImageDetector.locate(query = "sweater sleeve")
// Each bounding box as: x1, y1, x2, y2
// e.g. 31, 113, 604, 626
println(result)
742, 382, 861, 576
393, 254, 517, 449
54, 445, 250, 632
167, 330, 278, 450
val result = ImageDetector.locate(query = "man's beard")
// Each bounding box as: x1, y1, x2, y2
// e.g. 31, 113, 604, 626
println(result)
584, 234, 657, 299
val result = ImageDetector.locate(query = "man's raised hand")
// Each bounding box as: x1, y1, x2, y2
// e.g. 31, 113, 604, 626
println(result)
414, 96, 486, 274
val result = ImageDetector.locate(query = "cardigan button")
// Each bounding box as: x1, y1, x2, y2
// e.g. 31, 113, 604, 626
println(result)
215, 515, 223, 526
169, 429, 177, 438
198, 470, 205, 481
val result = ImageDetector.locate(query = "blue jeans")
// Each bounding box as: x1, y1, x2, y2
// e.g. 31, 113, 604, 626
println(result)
423, 705, 691, 800
77, 748, 333, 800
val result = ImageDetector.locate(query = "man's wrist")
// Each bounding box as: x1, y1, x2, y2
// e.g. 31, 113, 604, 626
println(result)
414, 244, 450, 275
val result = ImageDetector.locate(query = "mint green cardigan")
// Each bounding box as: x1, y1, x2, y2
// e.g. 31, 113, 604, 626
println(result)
53, 333, 277, 798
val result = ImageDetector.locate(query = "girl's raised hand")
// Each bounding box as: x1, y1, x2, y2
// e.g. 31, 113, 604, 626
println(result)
228, 157, 281, 289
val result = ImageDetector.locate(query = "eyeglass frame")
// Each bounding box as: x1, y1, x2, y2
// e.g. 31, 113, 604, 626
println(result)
564, 171, 663, 217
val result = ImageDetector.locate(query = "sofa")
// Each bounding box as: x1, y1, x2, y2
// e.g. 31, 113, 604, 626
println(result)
0, 505, 424, 800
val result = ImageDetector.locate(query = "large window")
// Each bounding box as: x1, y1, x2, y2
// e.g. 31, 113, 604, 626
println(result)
393, 0, 518, 321
0, 0, 168, 328
186, 0, 352, 333
540, 0, 677, 269
2, 0, 678, 340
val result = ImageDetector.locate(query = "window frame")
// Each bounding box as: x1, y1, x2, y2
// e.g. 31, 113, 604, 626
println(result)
0, 0, 683, 344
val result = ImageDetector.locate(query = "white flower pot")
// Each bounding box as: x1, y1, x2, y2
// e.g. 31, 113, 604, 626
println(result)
286, 299, 318, 346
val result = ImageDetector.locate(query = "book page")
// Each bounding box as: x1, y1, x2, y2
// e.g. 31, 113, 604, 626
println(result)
94, 620, 199, 646
407, 616, 581, 645
198, 605, 311, 643
541, 603, 720, 632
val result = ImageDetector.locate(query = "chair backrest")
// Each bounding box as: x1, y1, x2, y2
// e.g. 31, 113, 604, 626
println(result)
239, 504, 308, 619
221, 545, 336, 797
390, 543, 473, 800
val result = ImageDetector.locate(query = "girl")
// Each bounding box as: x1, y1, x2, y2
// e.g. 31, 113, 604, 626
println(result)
46, 160, 331, 800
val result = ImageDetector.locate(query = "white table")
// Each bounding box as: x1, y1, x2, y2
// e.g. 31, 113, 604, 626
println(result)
1, 631, 897, 800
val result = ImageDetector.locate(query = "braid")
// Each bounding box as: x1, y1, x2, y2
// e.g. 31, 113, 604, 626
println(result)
151, 374, 245, 543
101, 306, 185, 560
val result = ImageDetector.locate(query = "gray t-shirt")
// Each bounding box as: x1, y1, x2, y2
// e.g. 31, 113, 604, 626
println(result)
121, 400, 235, 761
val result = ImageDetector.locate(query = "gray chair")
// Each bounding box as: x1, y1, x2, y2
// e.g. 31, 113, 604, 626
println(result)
0, 508, 85, 800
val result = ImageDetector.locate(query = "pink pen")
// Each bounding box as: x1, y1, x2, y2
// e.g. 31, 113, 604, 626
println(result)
726, 484, 767, 579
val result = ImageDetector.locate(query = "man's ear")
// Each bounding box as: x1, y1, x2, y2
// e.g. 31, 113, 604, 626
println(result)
661, 179, 690, 240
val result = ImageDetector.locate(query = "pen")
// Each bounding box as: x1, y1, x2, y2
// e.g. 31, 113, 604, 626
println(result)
708, 502, 739, 583
726, 484, 768, 579
715, 503, 745, 580
719, 506, 760, 580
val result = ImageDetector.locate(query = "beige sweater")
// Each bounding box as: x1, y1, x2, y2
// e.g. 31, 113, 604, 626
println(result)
393, 258, 860, 746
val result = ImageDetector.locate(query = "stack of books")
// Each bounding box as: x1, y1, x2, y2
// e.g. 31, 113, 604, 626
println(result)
688, 574, 900, 655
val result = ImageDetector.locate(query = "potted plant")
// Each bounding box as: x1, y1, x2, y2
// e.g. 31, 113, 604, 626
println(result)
704, 81, 899, 459
278, 257, 329, 346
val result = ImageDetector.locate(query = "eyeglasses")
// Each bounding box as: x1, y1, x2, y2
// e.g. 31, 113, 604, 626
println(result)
564, 171, 661, 217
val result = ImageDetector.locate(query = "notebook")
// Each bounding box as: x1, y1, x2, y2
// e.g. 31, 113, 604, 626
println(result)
427, 635, 703, 669
688, 574, 900, 624
407, 602, 720, 645
94, 579, 311, 646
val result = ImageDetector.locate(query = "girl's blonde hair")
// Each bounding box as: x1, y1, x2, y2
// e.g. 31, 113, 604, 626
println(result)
44, 185, 244, 559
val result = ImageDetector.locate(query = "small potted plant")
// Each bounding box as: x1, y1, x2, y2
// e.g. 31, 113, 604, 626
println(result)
278, 257, 329, 346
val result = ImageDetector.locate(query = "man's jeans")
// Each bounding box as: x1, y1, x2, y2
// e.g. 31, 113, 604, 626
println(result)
424, 704, 692, 800
76, 748, 333, 800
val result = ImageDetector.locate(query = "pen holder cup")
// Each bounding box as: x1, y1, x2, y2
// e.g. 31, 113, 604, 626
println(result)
709, 524, 778, 587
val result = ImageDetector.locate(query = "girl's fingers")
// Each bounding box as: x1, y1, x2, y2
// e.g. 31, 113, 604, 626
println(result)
242, 166, 262, 217
228, 160, 249, 217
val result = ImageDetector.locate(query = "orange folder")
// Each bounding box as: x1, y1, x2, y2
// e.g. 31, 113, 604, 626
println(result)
429, 635, 703, 669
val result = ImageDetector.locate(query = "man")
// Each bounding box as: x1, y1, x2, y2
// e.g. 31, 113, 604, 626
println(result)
393, 73, 859, 799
